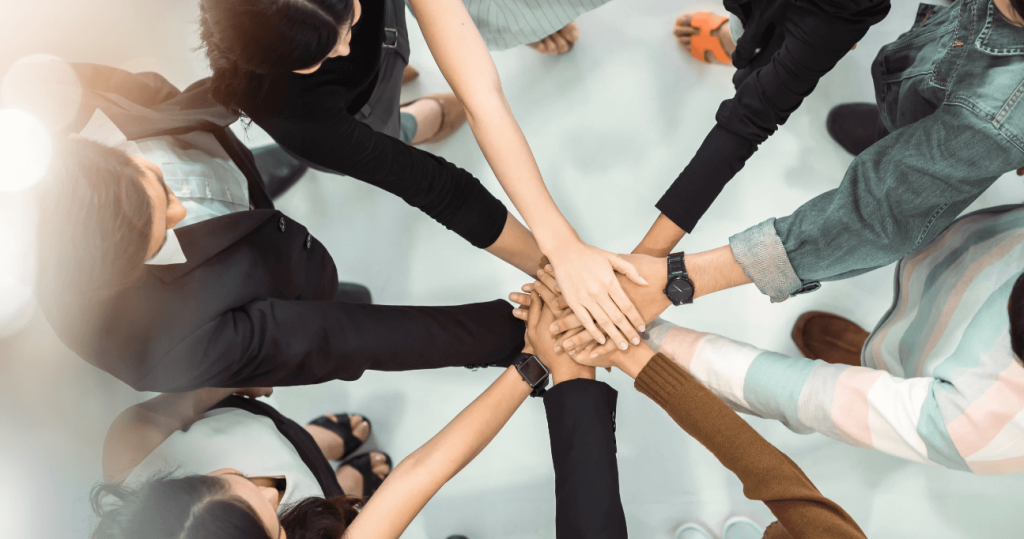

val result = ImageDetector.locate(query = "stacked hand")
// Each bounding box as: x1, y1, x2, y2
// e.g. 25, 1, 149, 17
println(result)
513, 253, 673, 360
518, 280, 595, 385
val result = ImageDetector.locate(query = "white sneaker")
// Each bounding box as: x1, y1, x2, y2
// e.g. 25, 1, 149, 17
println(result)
721, 516, 763, 539
674, 522, 716, 539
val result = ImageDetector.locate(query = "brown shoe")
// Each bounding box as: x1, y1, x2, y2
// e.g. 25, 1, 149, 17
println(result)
401, 93, 466, 145
402, 65, 419, 85
791, 311, 868, 367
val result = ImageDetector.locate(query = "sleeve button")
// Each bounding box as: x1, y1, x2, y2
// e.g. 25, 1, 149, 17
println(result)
278, 217, 286, 232
305, 233, 312, 249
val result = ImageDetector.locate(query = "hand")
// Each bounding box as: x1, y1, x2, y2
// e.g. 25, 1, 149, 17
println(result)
522, 288, 595, 385
570, 339, 655, 380
546, 241, 649, 352
233, 387, 274, 399
555, 254, 672, 357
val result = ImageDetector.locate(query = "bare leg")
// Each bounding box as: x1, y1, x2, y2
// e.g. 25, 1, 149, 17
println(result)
401, 99, 444, 145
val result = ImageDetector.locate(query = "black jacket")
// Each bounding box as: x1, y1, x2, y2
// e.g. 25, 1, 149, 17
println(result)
656, 0, 891, 233
544, 379, 628, 539
37, 64, 524, 392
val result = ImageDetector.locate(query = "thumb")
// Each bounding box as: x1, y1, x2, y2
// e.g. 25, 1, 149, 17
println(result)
609, 255, 648, 286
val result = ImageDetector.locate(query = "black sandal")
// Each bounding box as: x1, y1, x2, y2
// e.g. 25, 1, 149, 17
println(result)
307, 413, 371, 460
341, 452, 393, 499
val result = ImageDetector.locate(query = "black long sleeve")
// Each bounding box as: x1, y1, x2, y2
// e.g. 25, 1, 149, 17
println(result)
656, 0, 890, 233
254, 90, 508, 249
544, 379, 627, 539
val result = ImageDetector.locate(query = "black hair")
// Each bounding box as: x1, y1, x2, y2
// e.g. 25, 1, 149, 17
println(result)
1009, 272, 1024, 364
91, 474, 361, 539
197, 0, 356, 114
35, 137, 152, 295
1011, 0, 1024, 25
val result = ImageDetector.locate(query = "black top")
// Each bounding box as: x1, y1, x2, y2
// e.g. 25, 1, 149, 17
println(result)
656, 0, 891, 233
543, 379, 627, 539
239, 0, 507, 249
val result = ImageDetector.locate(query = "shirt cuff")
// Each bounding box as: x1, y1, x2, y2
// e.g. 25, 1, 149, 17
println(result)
728, 218, 803, 302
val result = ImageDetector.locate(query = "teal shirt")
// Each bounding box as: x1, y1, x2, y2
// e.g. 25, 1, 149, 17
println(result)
730, 0, 1024, 301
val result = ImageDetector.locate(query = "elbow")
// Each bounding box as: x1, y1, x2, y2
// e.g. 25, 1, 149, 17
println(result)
457, 78, 507, 124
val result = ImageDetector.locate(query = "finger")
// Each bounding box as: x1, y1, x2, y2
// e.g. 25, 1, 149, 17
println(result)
531, 280, 561, 311
609, 255, 648, 286
542, 37, 556, 54
557, 327, 586, 353
608, 279, 646, 333
537, 267, 561, 296
587, 339, 618, 360
561, 327, 593, 352
583, 299, 629, 350
594, 296, 635, 350
508, 291, 532, 307
563, 297, 607, 346
526, 291, 542, 333
550, 312, 584, 334
674, 13, 694, 30
512, 307, 528, 321
560, 23, 580, 43
550, 32, 571, 54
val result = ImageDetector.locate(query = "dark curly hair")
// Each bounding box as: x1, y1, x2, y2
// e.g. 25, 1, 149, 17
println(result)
197, 0, 355, 114
91, 473, 361, 539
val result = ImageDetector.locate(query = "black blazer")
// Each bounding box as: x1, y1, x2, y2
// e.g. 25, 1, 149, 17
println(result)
544, 379, 628, 539
37, 63, 524, 392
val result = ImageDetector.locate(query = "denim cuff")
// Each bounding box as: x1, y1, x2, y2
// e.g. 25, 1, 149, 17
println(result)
728, 218, 803, 302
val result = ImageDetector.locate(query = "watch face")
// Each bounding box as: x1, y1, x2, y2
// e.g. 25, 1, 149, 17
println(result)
667, 280, 694, 303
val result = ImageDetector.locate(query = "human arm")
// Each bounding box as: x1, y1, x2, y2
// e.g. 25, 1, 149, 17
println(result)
635, 0, 887, 254
132, 299, 525, 392
728, 106, 1024, 301
407, 0, 648, 349
344, 292, 552, 539
101, 387, 272, 482
573, 343, 867, 538
640, 319, 1024, 474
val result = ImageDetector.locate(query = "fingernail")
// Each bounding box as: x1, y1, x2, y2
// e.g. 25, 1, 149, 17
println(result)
564, 341, 574, 349
590, 352, 600, 359
554, 346, 562, 353
632, 337, 640, 345
618, 342, 628, 351
598, 337, 606, 345
550, 324, 559, 332
537, 269, 544, 276
568, 349, 576, 356
638, 276, 649, 285
638, 324, 646, 332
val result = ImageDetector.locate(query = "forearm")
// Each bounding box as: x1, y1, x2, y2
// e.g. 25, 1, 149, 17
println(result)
349, 366, 530, 538
634, 354, 867, 538
138, 387, 237, 430
633, 213, 686, 257
484, 211, 546, 275
411, 0, 577, 254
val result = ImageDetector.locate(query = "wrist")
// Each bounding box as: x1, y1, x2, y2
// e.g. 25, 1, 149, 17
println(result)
536, 228, 583, 257
551, 365, 596, 386
615, 343, 655, 379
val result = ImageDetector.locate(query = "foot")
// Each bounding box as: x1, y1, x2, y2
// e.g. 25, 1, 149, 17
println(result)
402, 93, 467, 145
721, 516, 764, 539
528, 22, 580, 55
674, 522, 715, 539
336, 451, 392, 497
791, 311, 868, 367
674, 12, 735, 64
826, 103, 887, 156
305, 413, 371, 461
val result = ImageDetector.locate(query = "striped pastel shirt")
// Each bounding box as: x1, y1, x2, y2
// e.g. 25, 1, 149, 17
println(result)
646, 205, 1024, 474
463, 0, 614, 50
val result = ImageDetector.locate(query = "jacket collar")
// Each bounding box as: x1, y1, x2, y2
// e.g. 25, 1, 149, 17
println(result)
147, 209, 278, 283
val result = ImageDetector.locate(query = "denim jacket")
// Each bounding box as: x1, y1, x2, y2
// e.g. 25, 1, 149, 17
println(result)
729, 0, 1024, 301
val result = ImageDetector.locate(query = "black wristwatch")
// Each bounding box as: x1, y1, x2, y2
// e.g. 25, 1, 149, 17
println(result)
664, 252, 695, 306
512, 353, 550, 397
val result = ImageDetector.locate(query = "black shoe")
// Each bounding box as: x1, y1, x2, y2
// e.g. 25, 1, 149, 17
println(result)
251, 144, 308, 199
446, 536, 469, 539
335, 282, 372, 304
826, 103, 889, 156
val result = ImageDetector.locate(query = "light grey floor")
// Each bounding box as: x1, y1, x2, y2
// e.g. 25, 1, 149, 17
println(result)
2, 0, 1024, 538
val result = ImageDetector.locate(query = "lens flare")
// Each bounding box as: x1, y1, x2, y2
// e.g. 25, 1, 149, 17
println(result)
1, 54, 82, 132
0, 108, 52, 193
